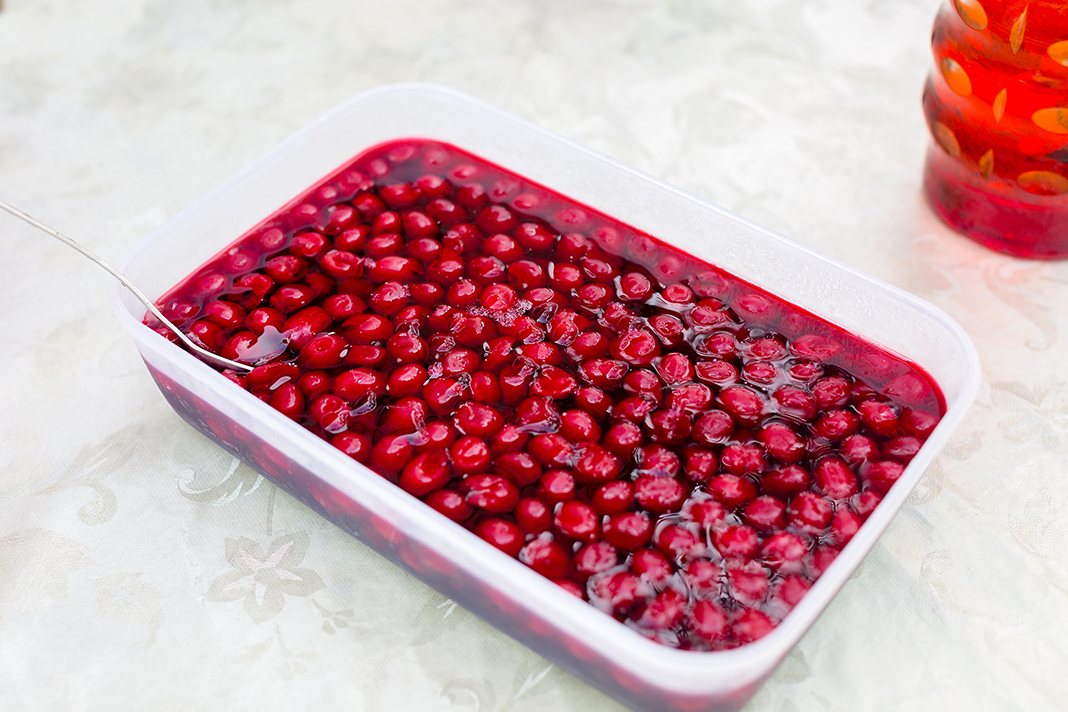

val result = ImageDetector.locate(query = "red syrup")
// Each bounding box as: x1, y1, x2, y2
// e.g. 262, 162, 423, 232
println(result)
148, 138, 945, 651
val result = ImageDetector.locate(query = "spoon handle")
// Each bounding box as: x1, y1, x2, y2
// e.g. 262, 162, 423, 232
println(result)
0, 199, 254, 373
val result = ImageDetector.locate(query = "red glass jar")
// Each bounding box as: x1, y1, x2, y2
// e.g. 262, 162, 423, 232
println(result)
923, 0, 1068, 258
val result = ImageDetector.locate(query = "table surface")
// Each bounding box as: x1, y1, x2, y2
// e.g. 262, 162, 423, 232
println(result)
2, 1, 1066, 711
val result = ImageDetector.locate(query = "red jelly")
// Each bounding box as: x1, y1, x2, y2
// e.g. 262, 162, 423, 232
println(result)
150, 139, 944, 651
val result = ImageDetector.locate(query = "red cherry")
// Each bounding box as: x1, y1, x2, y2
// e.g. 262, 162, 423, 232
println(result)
536, 469, 577, 504
631, 548, 673, 586
398, 451, 453, 496
787, 491, 834, 532
813, 457, 858, 499
732, 608, 775, 644
866, 459, 906, 495
425, 488, 474, 522
331, 431, 371, 463
634, 588, 686, 631
495, 451, 542, 486
742, 496, 787, 531
553, 500, 600, 542
514, 498, 553, 534
656, 523, 704, 561
475, 518, 523, 557
450, 436, 492, 474
573, 541, 619, 580
713, 525, 760, 560
459, 473, 518, 512
709, 474, 758, 509
588, 571, 642, 615
591, 480, 634, 515
689, 600, 731, 648
519, 537, 571, 579
603, 512, 653, 551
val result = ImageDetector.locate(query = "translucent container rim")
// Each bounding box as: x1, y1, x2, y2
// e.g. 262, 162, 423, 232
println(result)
109, 82, 981, 695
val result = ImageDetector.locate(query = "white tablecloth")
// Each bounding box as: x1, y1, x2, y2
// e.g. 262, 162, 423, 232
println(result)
2, 1, 1066, 710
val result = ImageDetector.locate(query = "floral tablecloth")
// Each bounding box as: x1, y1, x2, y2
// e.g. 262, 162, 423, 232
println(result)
1, 1, 1066, 711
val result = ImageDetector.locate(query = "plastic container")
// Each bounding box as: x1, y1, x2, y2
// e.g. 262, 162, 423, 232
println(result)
111, 84, 980, 712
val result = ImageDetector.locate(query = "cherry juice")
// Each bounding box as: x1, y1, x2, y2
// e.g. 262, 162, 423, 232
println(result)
150, 138, 945, 651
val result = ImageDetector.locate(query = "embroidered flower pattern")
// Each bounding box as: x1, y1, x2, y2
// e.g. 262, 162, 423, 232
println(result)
990, 378, 1068, 453
206, 532, 324, 623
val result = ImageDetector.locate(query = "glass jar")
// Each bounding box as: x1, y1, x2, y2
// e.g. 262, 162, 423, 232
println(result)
923, 0, 1068, 258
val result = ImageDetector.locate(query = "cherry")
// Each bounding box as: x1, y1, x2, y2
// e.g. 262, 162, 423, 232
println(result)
475, 518, 524, 557
691, 410, 736, 446
732, 608, 775, 644
686, 497, 728, 530
866, 459, 906, 495
554, 500, 600, 542
683, 446, 718, 483
709, 474, 758, 509
634, 588, 686, 631
566, 332, 610, 362
857, 400, 901, 438
574, 386, 613, 417
761, 531, 809, 573
572, 443, 622, 484
519, 537, 571, 579
459, 473, 518, 512
829, 506, 864, 546
495, 451, 542, 485
883, 435, 922, 463
812, 376, 852, 410
398, 451, 452, 496
476, 205, 518, 235
609, 329, 661, 366
648, 314, 685, 347
689, 600, 731, 647
558, 409, 601, 443
268, 383, 305, 419
603, 511, 653, 551
588, 571, 642, 616
454, 402, 504, 438
514, 498, 553, 534
604, 421, 644, 458
573, 541, 620, 580
631, 548, 673, 586
787, 491, 834, 532
591, 480, 634, 515
656, 523, 704, 561
264, 254, 308, 284
712, 525, 760, 560
727, 560, 770, 607
742, 496, 787, 531
331, 431, 371, 463
814, 409, 860, 441
536, 469, 577, 503
633, 475, 687, 514
370, 433, 415, 476
840, 434, 880, 466
424, 488, 473, 522
450, 436, 492, 474
813, 457, 858, 499
901, 407, 939, 438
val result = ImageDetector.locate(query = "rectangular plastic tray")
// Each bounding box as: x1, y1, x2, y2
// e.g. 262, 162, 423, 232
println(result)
111, 83, 980, 712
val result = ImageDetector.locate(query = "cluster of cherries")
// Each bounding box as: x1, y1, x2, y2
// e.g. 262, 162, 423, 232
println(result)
153, 140, 942, 651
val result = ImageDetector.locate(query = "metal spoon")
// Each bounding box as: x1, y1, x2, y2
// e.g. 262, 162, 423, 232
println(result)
0, 199, 255, 373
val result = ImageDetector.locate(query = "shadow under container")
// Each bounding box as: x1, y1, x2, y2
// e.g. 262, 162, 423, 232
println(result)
112, 84, 980, 712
